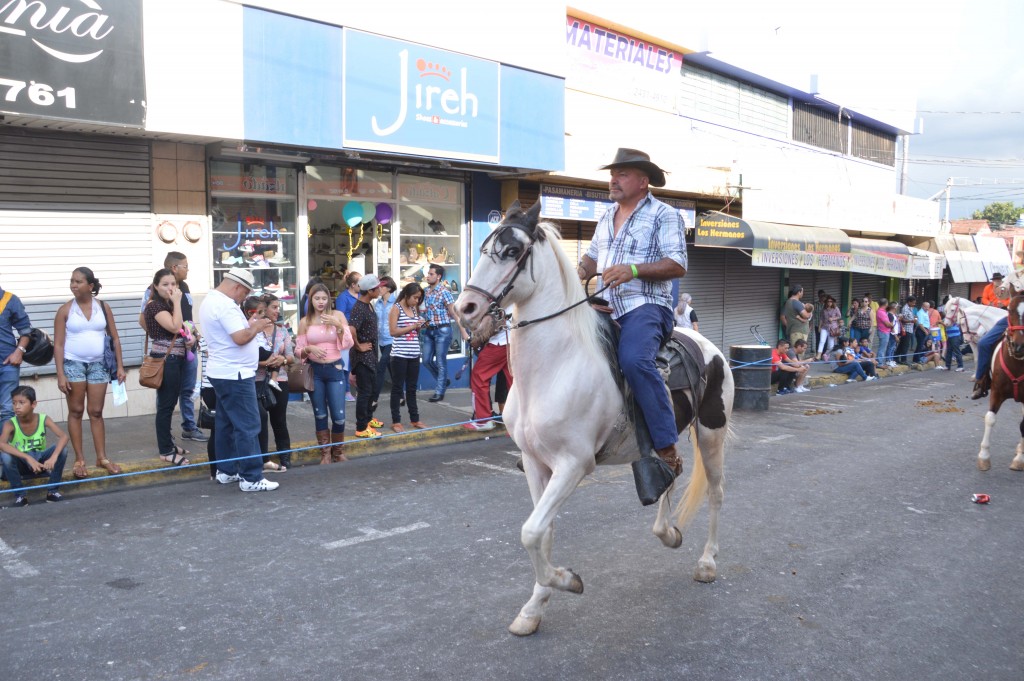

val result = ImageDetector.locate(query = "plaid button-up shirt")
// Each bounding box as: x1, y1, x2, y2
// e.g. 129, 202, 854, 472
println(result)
585, 192, 687, 319
423, 284, 455, 327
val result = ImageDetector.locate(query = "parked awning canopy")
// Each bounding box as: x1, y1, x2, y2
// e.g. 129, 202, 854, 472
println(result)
907, 246, 945, 280
849, 237, 911, 277
695, 212, 851, 271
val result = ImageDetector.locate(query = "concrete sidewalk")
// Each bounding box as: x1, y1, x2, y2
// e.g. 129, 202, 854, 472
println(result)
1, 388, 503, 498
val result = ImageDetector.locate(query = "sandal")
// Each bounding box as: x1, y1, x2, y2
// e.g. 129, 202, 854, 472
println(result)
263, 461, 283, 472
160, 447, 190, 467
392, 423, 405, 433
72, 461, 88, 480
96, 459, 122, 475
410, 421, 427, 429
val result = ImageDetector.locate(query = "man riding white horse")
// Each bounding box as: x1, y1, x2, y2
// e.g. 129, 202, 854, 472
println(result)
577, 148, 687, 476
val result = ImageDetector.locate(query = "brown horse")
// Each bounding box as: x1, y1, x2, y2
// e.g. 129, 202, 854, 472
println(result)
977, 294, 1024, 471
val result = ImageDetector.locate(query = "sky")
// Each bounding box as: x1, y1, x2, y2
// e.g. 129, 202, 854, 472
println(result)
579, 0, 1024, 221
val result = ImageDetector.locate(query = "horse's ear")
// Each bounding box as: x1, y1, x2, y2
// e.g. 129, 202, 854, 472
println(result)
525, 200, 542, 227
506, 199, 522, 214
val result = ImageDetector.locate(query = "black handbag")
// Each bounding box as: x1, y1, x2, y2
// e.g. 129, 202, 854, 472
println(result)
257, 373, 277, 411
199, 403, 216, 429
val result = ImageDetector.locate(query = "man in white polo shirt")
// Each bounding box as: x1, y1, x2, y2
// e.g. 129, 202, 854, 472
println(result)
198, 267, 278, 492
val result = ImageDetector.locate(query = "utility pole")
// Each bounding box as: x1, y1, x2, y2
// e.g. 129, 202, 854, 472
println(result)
928, 177, 1024, 231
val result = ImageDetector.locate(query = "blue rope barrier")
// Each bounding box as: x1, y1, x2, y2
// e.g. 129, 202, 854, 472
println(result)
0, 415, 503, 498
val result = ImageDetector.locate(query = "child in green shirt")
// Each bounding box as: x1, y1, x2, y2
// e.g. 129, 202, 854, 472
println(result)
0, 386, 69, 507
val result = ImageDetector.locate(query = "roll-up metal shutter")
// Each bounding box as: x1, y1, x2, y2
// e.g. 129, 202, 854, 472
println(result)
811, 270, 843, 301
945, 282, 970, 301
680, 249, 727, 350
0, 126, 151, 211
851, 273, 888, 302
723, 252, 781, 349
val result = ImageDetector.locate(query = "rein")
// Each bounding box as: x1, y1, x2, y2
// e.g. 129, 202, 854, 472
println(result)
998, 345, 1024, 400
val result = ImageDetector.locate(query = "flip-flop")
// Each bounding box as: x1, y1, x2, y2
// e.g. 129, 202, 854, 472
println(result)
72, 461, 88, 479
96, 459, 122, 475
391, 424, 405, 433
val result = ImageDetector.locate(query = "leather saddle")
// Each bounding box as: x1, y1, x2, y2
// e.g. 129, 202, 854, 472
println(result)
596, 313, 708, 458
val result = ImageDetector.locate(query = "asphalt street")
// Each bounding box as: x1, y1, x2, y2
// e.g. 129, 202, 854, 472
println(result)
2, 368, 1023, 680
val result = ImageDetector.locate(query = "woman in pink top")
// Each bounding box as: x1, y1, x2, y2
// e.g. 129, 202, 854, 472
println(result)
875, 298, 894, 368
295, 283, 354, 464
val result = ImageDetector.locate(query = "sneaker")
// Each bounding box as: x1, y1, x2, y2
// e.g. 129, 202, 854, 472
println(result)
355, 427, 381, 438
346, 393, 356, 402
45, 491, 63, 502
865, 375, 878, 381
239, 478, 279, 492
936, 366, 947, 371
369, 418, 383, 429
428, 393, 444, 403
215, 472, 241, 484
776, 388, 792, 395
12, 495, 28, 507
846, 378, 857, 383
463, 420, 496, 431
182, 429, 209, 442
794, 386, 811, 393
888, 361, 897, 367
955, 367, 965, 372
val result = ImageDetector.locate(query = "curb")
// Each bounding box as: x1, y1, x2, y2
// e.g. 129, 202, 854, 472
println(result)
1, 422, 502, 499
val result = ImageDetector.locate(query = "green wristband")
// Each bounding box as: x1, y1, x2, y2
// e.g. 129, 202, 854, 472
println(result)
630, 264, 639, 278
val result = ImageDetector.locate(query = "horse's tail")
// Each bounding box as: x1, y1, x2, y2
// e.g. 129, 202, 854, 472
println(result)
673, 425, 708, 531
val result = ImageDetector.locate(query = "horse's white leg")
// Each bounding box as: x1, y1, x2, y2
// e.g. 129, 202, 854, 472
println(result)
1012, 404, 1024, 471
509, 455, 587, 636
652, 480, 682, 549
979, 410, 997, 471
694, 425, 726, 583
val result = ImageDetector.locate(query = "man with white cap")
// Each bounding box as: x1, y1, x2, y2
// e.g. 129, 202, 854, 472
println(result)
577, 148, 687, 478
198, 267, 279, 491
349, 273, 386, 438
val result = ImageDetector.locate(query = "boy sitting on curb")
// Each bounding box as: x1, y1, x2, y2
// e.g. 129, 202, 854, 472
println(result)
0, 386, 69, 507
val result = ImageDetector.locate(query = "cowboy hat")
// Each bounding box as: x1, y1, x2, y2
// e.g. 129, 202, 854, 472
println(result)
992, 272, 1004, 280
599, 148, 668, 187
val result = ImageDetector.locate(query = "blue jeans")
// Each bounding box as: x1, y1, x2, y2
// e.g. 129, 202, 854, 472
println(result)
975, 317, 1007, 380
422, 324, 453, 396
1, 445, 67, 491
209, 375, 263, 483
835, 362, 867, 380
310, 361, 346, 433
618, 304, 677, 451
155, 355, 187, 456
876, 333, 891, 363
851, 327, 870, 343
179, 353, 198, 432
0, 363, 19, 423
945, 334, 964, 369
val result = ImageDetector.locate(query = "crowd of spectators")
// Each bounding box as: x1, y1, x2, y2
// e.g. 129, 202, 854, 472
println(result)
1, 253, 508, 504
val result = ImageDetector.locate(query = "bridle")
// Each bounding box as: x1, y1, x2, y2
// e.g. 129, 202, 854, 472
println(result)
463, 221, 609, 330
945, 298, 971, 339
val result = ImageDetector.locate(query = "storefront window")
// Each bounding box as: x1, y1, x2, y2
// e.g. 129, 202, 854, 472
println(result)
306, 166, 394, 299
210, 161, 299, 326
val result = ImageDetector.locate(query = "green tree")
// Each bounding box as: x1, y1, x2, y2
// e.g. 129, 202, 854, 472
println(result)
971, 201, 1022, 227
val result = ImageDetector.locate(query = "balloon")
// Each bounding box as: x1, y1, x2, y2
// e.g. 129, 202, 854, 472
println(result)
307, 199, 318, 211
342, 201, 364, 227
360, 202, 376, 224
375, 203, 393, 223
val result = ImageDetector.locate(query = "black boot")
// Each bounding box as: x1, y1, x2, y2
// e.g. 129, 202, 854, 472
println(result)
971, 374, 990, 400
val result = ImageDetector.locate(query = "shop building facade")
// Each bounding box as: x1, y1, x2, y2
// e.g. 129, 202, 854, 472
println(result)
0, 0, 565, 418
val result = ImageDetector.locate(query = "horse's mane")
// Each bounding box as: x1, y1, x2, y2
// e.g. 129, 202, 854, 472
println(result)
529, 220, 608, 360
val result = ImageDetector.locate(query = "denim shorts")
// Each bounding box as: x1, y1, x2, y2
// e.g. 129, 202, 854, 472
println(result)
64, 359, 110, 384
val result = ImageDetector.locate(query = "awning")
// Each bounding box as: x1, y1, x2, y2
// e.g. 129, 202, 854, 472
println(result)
974, 235, 1012, 279
907, 246, 945, 279
945, 251, 988, 283
849, 237, 911, 277
695, 212, 851, 271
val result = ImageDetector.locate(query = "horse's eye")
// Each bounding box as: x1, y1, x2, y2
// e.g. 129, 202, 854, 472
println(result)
504, 247, 520, 259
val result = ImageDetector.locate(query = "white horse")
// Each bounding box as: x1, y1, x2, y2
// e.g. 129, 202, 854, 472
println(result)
942, 296, 1007, 358
454, 201, 734, 637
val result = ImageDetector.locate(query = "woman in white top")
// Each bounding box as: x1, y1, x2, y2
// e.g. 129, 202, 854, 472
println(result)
53, 267, 126, 479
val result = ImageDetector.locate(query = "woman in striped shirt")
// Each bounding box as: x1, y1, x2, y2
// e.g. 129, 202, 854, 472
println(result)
388, 283, 427, 432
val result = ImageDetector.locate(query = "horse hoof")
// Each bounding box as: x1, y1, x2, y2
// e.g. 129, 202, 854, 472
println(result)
666, 527, 683, 549
565, 569, 584, 594
1010, 460, 1024, 471
694, 563, 717, 583
978, 458, 992, 471
509, 615, 541, 636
